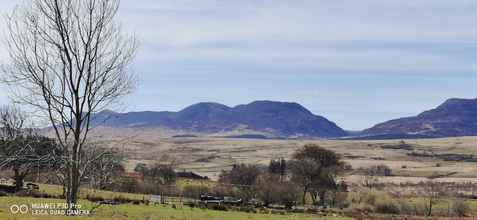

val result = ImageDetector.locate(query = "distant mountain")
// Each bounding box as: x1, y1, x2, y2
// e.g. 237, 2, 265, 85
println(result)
92, 101, 346, 138
362, 98, 477, 138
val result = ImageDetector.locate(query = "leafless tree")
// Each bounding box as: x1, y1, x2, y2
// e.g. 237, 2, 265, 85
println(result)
422, 181, 445, 217
0, 105, 62, 191
2, 0, 138, 207
81, 144, 125, 190
0, 105, 25, 139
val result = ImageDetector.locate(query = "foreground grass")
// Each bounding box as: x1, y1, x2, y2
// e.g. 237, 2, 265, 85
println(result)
38, 184, 149, 200
0, 197, 351, 220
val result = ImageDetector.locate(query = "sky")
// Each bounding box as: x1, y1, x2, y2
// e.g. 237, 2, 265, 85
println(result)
0, 0, 477, 130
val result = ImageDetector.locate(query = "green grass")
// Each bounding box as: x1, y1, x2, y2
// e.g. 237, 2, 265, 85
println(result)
38, 184, 149, 200
0, 197, 351, 220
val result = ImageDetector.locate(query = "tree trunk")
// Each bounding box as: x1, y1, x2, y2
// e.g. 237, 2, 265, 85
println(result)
427, 198, 433, 216
66, 126, 82, 213
302, 186, 308, 205
13, 168, 24, 192
319, 191, 327, 207
66, 156, 80, 212
310, 192, 317, 205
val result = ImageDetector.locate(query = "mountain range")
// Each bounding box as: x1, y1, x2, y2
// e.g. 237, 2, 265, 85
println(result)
93, 98, 477, 139
92, 101, 346, 138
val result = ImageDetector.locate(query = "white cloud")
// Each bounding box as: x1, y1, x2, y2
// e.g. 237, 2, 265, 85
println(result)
113, 0, 477, 73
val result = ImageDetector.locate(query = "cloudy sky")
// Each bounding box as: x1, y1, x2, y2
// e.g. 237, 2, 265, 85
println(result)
0, 0, 476, 130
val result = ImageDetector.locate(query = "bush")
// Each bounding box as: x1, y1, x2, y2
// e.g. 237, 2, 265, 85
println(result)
115, 177, 144, 193
367, 165, 392, 177
86, 194, 106, 202
238, 206, 256, 213
452, 200, 470, 217
350, 190, 406, 214
331, 192, 349, 209
374, 199, 400, 214
112, 195, 142, 204
183, 185, 210, 199
253, 174, 299, 208
397, 199, 414, 215
15, 190, 52, 198
210, 185, 239, 198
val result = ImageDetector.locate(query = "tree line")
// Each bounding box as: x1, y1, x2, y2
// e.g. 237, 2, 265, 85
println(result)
215, 144, 347, 208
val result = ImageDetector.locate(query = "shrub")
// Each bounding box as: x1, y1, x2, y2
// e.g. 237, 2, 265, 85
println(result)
350, 190, 405, 214
253, 174, 299, 208
210, 185, 239, 198
183, 185, 210, 199
15, 190, 52, 198
374, 199, 400, 214
115, 177, 143, 193
397, 199, 414, 215
452, 200, 470, 217
367, 165, 392, 176
112, 195, 131, 203
331, 192, 349, 209
86, 194, 106, 202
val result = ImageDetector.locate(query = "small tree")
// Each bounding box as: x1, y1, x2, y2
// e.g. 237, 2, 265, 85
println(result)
219, 164, 261, 186
134, 163, 148, 173
289, 144, 344, 206
363, 164, 392, 188
219, 164, 261, 200
268, 158, 287, 181
146, 164, 177, 186
423, 181, 445, 217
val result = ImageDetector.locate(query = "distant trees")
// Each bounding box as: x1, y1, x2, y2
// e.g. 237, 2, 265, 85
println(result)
253, 173, 299, 208
219, 164, 261, 200
216, 147, 345, 207
367, 164, 392, 177
2, 0, 137, 207
219, 164, 261, 186
134, 162, 177, 194
268, 158, 286, 181
289, 144, 344, 206
363, 164, 392, 188
145, 164, 177, 186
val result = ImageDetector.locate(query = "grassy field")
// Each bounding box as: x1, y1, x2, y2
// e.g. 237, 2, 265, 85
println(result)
0, 197, 350, 220
38, 184, 149, 200
92, 131, 477, 183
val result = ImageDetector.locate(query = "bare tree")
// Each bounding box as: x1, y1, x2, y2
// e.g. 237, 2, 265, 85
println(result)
0, 105, 62, 191
2, 0, 137, 208
82, 144, 125, 190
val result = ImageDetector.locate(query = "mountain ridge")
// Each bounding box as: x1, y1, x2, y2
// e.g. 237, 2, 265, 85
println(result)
362, 97, 477, 138
92, 100, 346, 138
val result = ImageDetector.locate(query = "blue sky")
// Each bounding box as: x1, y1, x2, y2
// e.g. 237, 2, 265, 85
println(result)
1, 0, 477, 130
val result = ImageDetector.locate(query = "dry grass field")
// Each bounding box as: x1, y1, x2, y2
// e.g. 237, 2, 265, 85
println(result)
87, 127, 477, 182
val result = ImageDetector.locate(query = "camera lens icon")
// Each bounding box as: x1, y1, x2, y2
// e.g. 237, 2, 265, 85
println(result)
10, 204, 29, 214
